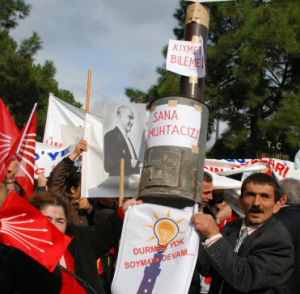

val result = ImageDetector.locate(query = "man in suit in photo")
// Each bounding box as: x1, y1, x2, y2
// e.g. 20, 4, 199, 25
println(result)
104, 105, 140, 176
192, 173, 294, 294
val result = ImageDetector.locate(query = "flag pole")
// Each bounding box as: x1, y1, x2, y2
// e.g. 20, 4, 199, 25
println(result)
16, 103, 37, 155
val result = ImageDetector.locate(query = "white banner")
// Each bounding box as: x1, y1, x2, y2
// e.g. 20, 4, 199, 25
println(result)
146, 103, 201, 149
209, 171, 241, 190
112, 204, 199, 294
204, 158, 299, 180
43, 93, 85, 147
35, 142, 71, 177
81, 113, 108, 197
166, 39, 205, 78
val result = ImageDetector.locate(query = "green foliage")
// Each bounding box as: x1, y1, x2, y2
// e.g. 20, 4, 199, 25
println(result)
18, 32, 41, 58
126, 0, 300, 159
0, 0, 30, 30
0, 0, 81, 140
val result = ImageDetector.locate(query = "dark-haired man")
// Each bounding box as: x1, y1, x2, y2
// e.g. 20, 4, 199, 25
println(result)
193, 173, 294, 294
201, 172, 233, 226
201, 172, 214, 207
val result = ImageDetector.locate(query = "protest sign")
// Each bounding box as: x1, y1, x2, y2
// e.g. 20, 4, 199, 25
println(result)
43, 93, 85, 147
166, 39, 205, 78
42, 97, 147, 197
35, 142, 71, 177
146, 103, 201, 149
204, 158, 297, 180
112, 204, 199, 294
89, 102, 147, 197
81, 112, 107, 197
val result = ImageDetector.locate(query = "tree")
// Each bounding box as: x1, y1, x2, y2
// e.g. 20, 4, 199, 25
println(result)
0, 0, 81, 138
126, 0, 300, 159
0, 0, 30, 30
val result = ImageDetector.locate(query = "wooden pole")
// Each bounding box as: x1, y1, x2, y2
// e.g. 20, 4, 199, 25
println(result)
81, 69, 93, 199
85, 69, 93, 113
180, 3, 209, 102
119, 158, 125, 207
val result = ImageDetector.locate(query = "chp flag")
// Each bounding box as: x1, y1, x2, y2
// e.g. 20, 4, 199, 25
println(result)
15, 104, 38, 197
0, 192, 71, 271
0, 98, 20, 182
112, 203, 199, 294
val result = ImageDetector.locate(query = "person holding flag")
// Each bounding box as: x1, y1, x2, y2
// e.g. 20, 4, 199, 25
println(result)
14, 103, 37, 198
0, 189, 142, 294
0, 99, 37, 199
0, 192, 71, 294
0, 98, 20, 185
30, 192, 141, 294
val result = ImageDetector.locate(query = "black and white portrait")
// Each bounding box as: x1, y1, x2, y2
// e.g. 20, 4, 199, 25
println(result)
104, 105, 140, 176
94, 102, 146, 179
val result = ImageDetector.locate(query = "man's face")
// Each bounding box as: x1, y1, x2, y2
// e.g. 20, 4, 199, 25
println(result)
119, 108, 134, 133
202, 180, 213, 206
240, 182, 280, 226
41, 205, 67, 233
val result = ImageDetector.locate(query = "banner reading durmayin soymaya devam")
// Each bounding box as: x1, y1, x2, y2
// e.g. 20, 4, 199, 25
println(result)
112, 204, 199, 294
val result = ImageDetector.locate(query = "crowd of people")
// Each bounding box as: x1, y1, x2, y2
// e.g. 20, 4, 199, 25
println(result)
0, 139, 299, 294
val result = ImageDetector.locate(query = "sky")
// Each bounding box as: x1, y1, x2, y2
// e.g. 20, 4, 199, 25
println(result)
12, 0, 179, 105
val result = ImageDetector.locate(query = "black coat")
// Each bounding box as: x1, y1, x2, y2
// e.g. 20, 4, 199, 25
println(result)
104, 127, 139, 176
197, 217, 294, 294
67, 212, 122, 294
0, 212, 122, 294
276, 205, 300, 294
0, 244, 61, 294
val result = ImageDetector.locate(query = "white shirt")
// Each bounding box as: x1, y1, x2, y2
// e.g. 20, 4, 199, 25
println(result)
203, 219, 260, 248
116, 124, 137, 168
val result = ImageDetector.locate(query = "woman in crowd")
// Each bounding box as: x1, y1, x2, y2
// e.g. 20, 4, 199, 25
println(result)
0, 192, 140, 294
34, 192, 140, 294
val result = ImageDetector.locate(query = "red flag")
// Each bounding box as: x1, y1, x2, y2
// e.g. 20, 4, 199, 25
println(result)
15, 104, 38, 197
0, 192, 71, 272
0, 98, 20, 182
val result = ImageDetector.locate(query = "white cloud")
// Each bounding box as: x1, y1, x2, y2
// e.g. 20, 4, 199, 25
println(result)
12, 0, 179, 104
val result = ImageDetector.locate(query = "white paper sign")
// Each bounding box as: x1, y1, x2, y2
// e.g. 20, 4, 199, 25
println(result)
112, 204, 199, 294
166, 39, 205, 78
146, 104, 201, 149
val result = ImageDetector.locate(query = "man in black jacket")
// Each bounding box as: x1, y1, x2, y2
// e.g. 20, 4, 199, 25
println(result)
193, 173, 294, 294
277, 178, 300, 294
